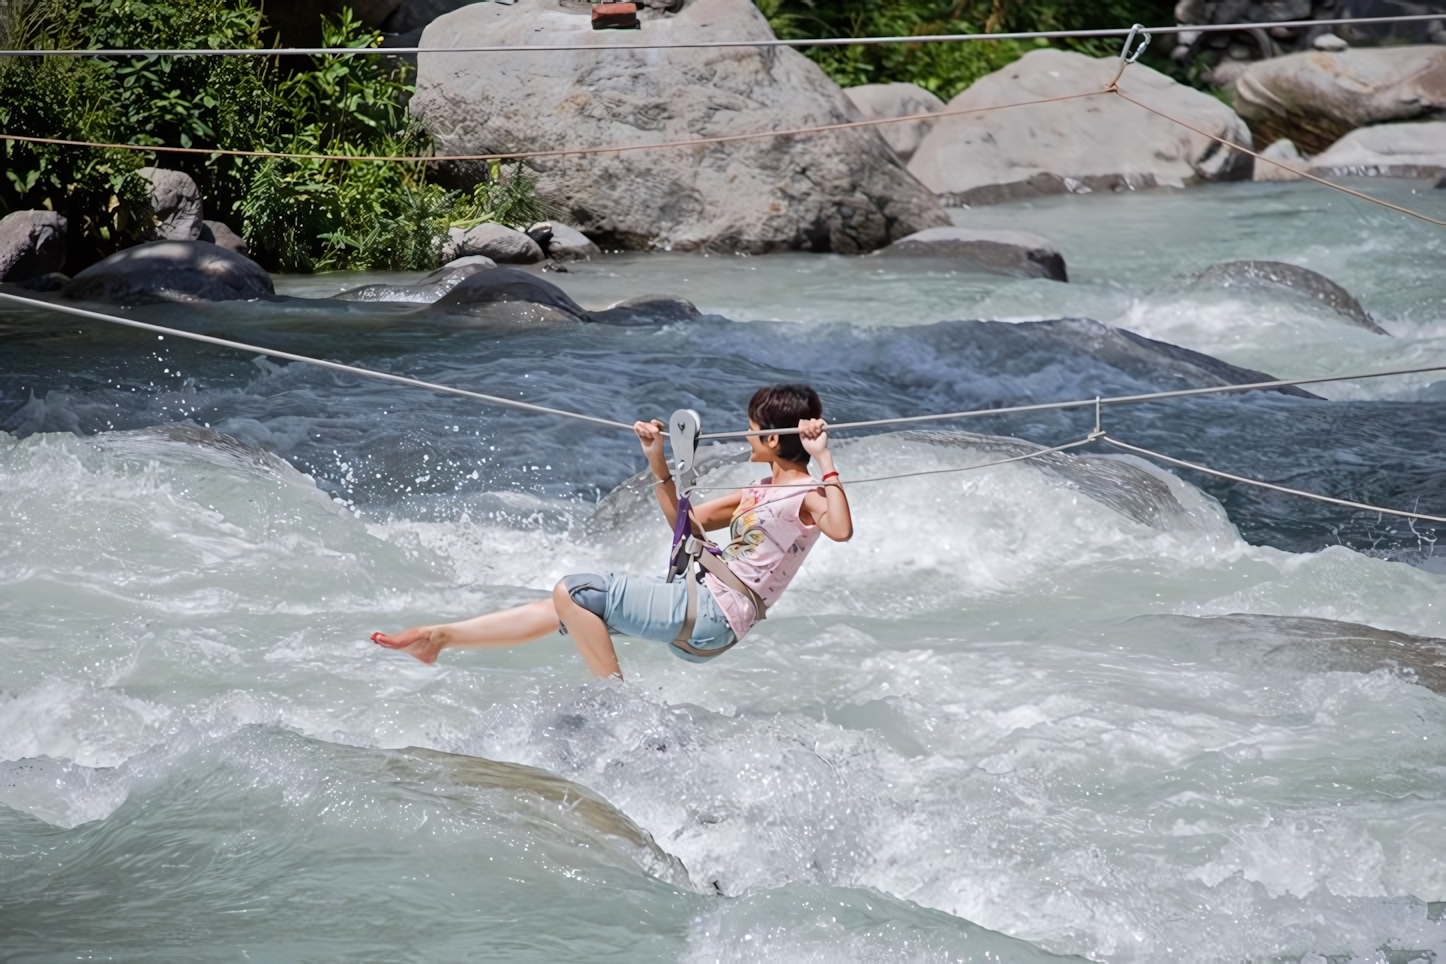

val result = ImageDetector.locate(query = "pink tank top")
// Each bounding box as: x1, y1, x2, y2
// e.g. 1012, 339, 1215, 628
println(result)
704, 478, 822, 638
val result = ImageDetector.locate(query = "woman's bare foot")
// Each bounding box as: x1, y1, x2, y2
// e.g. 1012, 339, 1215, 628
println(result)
371, 627, 444, 664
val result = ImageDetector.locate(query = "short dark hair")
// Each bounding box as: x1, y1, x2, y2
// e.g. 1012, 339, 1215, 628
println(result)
748, 384, 822, 465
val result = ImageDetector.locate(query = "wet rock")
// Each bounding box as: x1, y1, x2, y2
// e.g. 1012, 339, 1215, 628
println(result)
332, 258, 499, 303
137, 167, 204, 241
1022, 317, 1322, 398
411, 0, 948, 253
876, 226, 1067, 281
1308, 120, 1446, 178
0, 210, 67, 282
1252, 138, 1307, 181
590, 294, 701, 325
1181, 260, 1389, 335
7, 272, 69, 293
909, 49, 1253, 206
1234, 47, 1446, 154
198, 220, 248, 256
62, 240, 274, 306
532, 222, 601, 262
444, 222, 546, 264
842, 82, 945, 163
427, 265, 590, 322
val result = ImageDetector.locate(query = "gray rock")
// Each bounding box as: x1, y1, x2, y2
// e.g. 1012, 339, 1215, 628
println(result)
1234, 47, 1446, 154
1182, 260, 1389, 335
7, 272, 69, 293
909, 49, 1253, 206
843, 82, 945, 163
1252, 138, 1306, 181
591, 294, 701, 325
427, 265, 590, 322
876, 226, 1067, 282
1308, 120, 1446, 178
198, 220, 248, 256
411, 0, 948, 253
333, 258, 497, 303
0, 210, 67, 282
444, 222, 545, 264
1313, 32, 1348, 52
136, 167, 203, 241
63, 240, 274, 306
535, 222, 602, 261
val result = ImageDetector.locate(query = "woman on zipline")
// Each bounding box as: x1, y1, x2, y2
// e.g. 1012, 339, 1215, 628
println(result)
371, 384, 853, 679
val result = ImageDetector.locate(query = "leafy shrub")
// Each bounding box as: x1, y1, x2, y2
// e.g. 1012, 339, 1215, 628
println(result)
0, 0, 549, 273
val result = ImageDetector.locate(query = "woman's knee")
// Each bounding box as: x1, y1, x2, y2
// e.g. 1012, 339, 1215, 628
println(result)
555, 574, 608, 621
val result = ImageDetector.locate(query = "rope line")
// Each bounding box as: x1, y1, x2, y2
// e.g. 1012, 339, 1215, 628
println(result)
1110, 87, 1446, 228
1100, 435, 1446, 523
0, 291, 633, 431
700, 363, 1446, 439
1, 13, 1441, 57
683, 437, 1097, 491
0, 90, 1102, 164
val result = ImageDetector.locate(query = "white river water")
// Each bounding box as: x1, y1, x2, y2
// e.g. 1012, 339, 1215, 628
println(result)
2, 178, 1446, 962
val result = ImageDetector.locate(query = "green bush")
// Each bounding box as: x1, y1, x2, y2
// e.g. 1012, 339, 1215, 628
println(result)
0, 0, 549, 273
755, 0, 1179, 100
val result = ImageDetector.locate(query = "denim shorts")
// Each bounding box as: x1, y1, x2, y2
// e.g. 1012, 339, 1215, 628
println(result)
561, 572, 738, 663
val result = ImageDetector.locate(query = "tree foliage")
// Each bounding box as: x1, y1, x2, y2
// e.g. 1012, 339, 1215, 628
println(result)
755, 0, 1178, 100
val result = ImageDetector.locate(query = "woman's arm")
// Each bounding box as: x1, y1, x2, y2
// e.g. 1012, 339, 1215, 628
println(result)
798, 419, 853, 542
635, 419, 741, 532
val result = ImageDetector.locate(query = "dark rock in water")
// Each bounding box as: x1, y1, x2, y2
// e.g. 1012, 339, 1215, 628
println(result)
876, 227, 1068, 282
1123, 613, 1446, 696
332, 258, 497, 303
62, 240, 275, 306
0, 210, 67, 283
591, 295, 701, 325
198, 220, 248, 256
427, 265, 591, 322
1024, 318, 1323, 398
6, 272, 69, 293
1182, 260, 1389, 335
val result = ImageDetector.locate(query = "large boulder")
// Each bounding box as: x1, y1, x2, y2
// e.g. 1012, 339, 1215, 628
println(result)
875, 226, 1067, 281
62, 241, 274, 306
843, 82, 945, 163
0, 210, 67, 282
1308, 120, 1446, 177
136, 167, 203, 242
410, 0, 949, 253
443, 222, 545, 264
909, 49, 1253, 206
1234, 47, 1446, 155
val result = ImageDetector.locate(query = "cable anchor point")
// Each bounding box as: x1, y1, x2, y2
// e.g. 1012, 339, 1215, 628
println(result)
1088, 396, 1106, 441
1106, 23, 1151, 90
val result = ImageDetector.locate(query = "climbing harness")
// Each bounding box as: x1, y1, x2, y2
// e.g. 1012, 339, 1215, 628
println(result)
663, 409, 767, 659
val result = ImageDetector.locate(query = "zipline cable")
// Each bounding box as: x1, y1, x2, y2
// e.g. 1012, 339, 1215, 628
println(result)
0, 13, 1441, 57
1099, 435, 1446, 523
4, 292, 1442, 522
700, 363, 1446, 439
0, 290, 634, 431
683, 437, 1098, 491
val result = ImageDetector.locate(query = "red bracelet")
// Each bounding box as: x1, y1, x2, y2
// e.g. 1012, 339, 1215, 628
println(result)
822, 471, 840, 481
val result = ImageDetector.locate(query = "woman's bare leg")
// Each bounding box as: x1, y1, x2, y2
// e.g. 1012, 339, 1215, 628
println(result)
552, 582, 622, 679
371, 598, 560, 665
